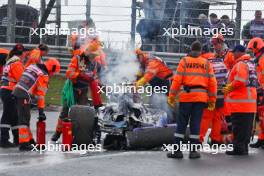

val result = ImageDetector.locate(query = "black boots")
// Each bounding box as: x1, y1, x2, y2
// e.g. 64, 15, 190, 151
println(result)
249, 139, 264, 148
226, 150, 248, 156
0, 140, 16, 148
189, 151, 201, 159
0, 129, 18, 148
167, 150, 184, 159
51, 132, 61, 142
167, 144, 201, 159
0, 129, 19, 148
167, 150, 201, 159
226, 144, 249, 156
12, 129, 19, 146
19, 142, 34, 151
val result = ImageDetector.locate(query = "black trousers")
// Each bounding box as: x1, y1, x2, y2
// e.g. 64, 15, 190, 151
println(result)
17, 98, 31, 126
175, 102, 206, 145
0, 89, 18, 143
231, 113, 254, 152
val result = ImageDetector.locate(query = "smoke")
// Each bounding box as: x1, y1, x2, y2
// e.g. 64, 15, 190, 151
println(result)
149, 93, 175, 124
101, 49, 140, 85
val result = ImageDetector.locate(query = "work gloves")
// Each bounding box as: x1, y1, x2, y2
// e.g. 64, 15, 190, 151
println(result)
167, 96, 176, 107
38, 108, 46, 121
135, 77, 147, 87
222, 83, 234, 94
136, 71, 143, 80
207, 101, 216, 111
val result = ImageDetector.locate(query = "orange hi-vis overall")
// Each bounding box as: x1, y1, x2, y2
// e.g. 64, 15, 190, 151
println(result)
66, 54, 102, 106
143, 56, 173, 83
224, 51, 236, 71
169, 56, 217, 103
200, 53, 228, 143
0, 56, 24, 143
254, 52, 264, 140
226, 54, 257, 152
169, 55, 217, 145
226, 54, 257, 113
13, 64, 49, 144
55, 54, 102, 134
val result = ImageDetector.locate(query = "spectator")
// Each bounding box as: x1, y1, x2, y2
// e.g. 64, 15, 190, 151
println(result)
242, 10, 264, 42
221, 15, 236, 48
198, 14, 211, 46
199, 14, 210, 29
209, 13, 224, 32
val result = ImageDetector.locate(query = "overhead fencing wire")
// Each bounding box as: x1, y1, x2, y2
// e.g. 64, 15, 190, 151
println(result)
0, 2, 261, 25
41, 2, 264, 49
76, 9, 261, 31
0, 1, 263, 49
48, 1, 264, 50
52, 5, 264, 22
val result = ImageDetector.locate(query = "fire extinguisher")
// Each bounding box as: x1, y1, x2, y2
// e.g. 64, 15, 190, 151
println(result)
62, 118, 73, 151
37, 120, 46, 146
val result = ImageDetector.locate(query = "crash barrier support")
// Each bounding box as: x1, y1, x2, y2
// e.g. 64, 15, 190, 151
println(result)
0, 43, 185, 75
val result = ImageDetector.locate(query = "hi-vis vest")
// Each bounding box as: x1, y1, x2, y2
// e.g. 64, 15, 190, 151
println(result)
1, 59, 18, 87
208, 57, 228, 100
16, 65, 47, 93
250, 20, 264, 38
243, 60, 258, 88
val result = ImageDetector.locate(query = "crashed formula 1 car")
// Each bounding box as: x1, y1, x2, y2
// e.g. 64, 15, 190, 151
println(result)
69, 90, 176, 150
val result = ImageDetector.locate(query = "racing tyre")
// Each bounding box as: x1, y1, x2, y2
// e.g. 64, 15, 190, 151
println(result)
69, 105, 96, 146
126, 126, 175, 149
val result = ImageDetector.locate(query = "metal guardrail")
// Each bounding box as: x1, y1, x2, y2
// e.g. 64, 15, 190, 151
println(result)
151, 51, 185, 71
0, 43, 71, 74
0, 43, 185, 74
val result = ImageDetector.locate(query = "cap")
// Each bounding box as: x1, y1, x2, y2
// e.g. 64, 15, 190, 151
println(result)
232, 45, 246, 52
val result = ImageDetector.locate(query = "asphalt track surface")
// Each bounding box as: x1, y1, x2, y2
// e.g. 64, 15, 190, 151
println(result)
1, 111, 264, 176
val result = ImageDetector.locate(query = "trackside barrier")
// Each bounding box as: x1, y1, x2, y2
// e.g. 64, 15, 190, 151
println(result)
0, 43, 186, 75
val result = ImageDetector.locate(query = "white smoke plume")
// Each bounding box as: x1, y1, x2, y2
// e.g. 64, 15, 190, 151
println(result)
101, 49, 140, 85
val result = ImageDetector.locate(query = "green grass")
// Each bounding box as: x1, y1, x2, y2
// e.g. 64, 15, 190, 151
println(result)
45, 75, 107, 106
45, 76, 152, 106
45, 75, 66, 106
